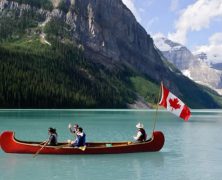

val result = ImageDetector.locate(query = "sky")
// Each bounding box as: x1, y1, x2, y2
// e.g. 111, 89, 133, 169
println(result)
122, 0, 222, 63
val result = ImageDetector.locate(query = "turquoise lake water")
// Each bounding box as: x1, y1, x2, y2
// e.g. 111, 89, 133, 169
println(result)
0, 109, 222, 180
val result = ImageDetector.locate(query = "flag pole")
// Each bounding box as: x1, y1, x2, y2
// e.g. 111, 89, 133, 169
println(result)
152, 81, 162, 133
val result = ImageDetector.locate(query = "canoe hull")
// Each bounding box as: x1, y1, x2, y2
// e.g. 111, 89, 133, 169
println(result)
0, 133, 1, 148
0, 131, 164, 154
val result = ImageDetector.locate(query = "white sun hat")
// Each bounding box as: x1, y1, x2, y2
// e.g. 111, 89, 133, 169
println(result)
136, 122, 144, 128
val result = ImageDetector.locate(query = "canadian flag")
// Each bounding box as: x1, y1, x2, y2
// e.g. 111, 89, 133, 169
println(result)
159, 83, 191, 121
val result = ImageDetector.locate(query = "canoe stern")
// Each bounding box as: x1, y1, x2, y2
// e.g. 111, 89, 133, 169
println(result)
152, 131, 165, 151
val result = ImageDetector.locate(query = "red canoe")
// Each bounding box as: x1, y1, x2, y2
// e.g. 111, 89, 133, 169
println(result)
0, 131, 164, 154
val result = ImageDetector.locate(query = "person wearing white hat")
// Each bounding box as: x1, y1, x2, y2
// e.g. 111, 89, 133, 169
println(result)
133, 122, 147, 142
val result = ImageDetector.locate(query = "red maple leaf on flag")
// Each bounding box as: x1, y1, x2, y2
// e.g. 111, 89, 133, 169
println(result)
169, 98, 181, 110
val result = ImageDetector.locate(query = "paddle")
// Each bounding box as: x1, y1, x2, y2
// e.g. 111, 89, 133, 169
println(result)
33, 140, 48, 158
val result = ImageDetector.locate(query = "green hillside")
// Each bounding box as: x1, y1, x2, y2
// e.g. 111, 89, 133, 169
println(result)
0, 37, 139, 108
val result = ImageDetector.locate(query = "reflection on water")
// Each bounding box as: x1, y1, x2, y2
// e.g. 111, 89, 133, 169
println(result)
0, 152, 164, 180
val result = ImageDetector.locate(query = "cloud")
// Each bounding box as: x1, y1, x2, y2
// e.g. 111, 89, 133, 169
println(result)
152, 32, 165, 39
194, 32, 222, 63
168, 0, 222, 45
209, 32, 222, 45
170, 0, 179, 12
122, 0, 141, 22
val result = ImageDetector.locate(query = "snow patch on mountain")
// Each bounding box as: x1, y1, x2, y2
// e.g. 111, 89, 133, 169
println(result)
153, 36, 222, 95
181, 70, 192, 79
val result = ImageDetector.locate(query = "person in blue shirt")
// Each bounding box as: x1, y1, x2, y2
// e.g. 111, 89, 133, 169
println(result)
70, 127, 86, 147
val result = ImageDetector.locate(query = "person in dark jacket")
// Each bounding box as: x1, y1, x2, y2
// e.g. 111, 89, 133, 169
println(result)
70, 127, 86, 147
133, 122, 147, 142
47, 127, 58, 146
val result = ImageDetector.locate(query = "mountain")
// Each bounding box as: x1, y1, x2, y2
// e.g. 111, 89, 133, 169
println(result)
212, 63, 222, 71
0, 0, 222, 108
195, 52, 222, 71
195, 52, 209, 65
153, 36, 222, 95
153, 37, 198, 70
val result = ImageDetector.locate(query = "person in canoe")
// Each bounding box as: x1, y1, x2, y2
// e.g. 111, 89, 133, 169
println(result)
68, 123, 79, 135
68, 127, 86, 147
133, 122, 147, 142
47, 127, 58, 146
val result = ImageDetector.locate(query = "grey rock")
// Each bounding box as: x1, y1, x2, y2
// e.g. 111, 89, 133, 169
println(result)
154, 36, 222, 94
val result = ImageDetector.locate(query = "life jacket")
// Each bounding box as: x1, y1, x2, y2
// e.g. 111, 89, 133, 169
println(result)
137, 128, 147, 142
76, 132, 86, 147
48, 133, 58, 146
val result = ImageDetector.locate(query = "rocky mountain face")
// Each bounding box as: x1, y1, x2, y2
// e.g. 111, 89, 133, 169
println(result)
57, 0, 168, 81
0, 0, 168, 81
195, 52, 222, 71
0, 0, 222, 108
212, 63, 222, 71
195, 52, 209, 65
154, 36, 222, 95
